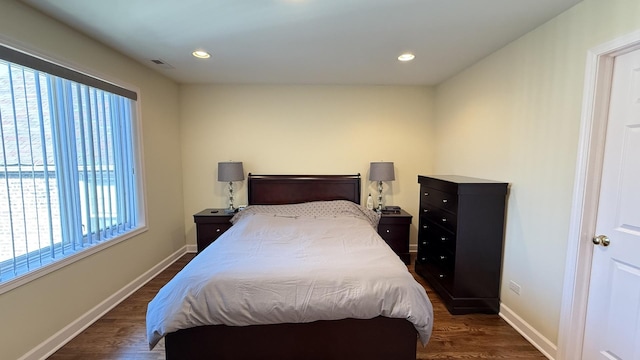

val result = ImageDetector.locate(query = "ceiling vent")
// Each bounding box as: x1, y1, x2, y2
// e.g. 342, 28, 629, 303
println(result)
150, 59, 174, 69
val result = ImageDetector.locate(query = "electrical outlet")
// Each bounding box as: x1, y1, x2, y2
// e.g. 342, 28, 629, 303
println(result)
509, 280, 521, 295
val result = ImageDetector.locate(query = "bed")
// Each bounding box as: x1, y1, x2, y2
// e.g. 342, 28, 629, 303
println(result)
147, 174, 433, 359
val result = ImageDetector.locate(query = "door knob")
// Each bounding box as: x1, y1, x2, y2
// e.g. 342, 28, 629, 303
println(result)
592, 235, 610, 247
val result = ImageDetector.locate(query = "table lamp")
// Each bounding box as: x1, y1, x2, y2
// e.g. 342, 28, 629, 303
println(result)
218, 161, 244, 213
369, 161, 395, 212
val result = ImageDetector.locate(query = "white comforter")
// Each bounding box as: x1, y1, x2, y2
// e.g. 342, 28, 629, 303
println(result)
146, 203, 433, 349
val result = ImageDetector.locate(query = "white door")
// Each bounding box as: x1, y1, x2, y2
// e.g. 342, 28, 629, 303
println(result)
581, 48, 640, 359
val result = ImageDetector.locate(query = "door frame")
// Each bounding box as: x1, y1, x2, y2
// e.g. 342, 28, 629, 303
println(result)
557, 29, 640, 360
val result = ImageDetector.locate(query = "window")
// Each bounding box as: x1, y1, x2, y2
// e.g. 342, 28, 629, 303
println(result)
0, 45, 143, 291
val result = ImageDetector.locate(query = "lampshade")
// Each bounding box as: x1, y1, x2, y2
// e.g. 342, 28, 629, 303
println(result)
369, 162, 395, 181
217, 162, 244, 182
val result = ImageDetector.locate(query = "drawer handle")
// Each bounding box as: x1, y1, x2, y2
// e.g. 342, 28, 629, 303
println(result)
438, 274, 446, 279
420, 257, 427, 261
424, 192, 429, 196
442, 199, 448, 203
216, 228, 221, 232
386, 229, 390, 233
421, 241, 427, 245
423, 225, 429, 229
440, 237, 447, 241
441, 218, 447, 222
439, 255, 447, 260
423, 209, 429, 213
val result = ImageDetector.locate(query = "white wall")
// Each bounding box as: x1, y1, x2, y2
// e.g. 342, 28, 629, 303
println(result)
433, 0, 640, 348
0, 2, 184, 359
180, 84, 435, 247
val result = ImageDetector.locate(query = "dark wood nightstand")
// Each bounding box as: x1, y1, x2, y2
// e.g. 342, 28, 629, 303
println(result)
378, 209, 412, 265
193, 208, 234, 252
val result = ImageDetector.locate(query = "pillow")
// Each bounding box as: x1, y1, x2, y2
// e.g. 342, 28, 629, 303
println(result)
231, 200, 380, 227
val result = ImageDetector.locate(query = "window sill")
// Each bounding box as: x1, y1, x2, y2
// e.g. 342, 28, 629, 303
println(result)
0, 225, 148, 296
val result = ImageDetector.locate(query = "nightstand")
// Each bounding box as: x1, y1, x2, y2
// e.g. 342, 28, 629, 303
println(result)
193, 208, 234, 252
378, 209, 412, 265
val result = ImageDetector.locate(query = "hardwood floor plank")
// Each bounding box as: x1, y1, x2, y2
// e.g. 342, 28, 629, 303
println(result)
48, 253, 546, 359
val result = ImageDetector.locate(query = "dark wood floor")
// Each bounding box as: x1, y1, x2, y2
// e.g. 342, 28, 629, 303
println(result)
48, 254, 546, 359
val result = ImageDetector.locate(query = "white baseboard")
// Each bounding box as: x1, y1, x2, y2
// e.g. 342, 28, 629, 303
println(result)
186, 244, 198, 253
499, 303, 557, 360
19, 246, 188, 360
404, 249, 555, 358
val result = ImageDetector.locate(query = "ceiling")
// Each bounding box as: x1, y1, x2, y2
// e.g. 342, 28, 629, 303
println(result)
22, 0, 582, 86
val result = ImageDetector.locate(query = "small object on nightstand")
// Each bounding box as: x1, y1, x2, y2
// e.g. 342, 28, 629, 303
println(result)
382, 205, 401, 214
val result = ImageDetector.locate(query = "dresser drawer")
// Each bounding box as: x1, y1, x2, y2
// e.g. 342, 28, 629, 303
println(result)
199, 223, 232, 238
417, 236, 432, 253
427, 248, 454, 272
419, 219, 456, 252
420, 187, 457, 213
416, 252, 429, 264
418, 231, 454, 271
378, 223, 409, 255
417, 223, 456, 281
421, 205, 457, 233
417, 235, 437, 261
197, 223, 232, 250
421, 259, 454, 293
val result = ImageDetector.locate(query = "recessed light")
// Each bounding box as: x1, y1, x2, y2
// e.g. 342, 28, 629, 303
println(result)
398, 53, 415, 62
192, 50, 211, 59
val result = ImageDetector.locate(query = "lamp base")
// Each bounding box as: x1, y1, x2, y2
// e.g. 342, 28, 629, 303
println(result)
377, 180, 384, 213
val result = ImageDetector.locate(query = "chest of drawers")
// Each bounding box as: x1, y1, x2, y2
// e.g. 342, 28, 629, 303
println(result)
415, 175, 507, 314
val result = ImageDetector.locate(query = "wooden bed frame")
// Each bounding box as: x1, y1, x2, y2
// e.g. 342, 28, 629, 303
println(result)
165, 174, 418, 359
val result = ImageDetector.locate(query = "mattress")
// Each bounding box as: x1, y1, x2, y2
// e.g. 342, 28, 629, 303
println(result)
146, 201, 433, 349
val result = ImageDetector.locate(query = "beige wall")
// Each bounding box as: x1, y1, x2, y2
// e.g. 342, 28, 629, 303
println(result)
433, 0, 640, 345
6, 0, 640, 357
180, 84, 435, 246
0, 1, 184, 359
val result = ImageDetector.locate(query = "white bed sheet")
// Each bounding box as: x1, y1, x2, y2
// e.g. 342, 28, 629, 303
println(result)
146, 211, 433, 349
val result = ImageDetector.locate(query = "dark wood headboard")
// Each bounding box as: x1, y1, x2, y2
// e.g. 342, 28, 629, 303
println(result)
247, 174, 361, 205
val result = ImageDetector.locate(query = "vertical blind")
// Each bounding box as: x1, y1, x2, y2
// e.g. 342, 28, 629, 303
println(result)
0, 50, 139, 286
